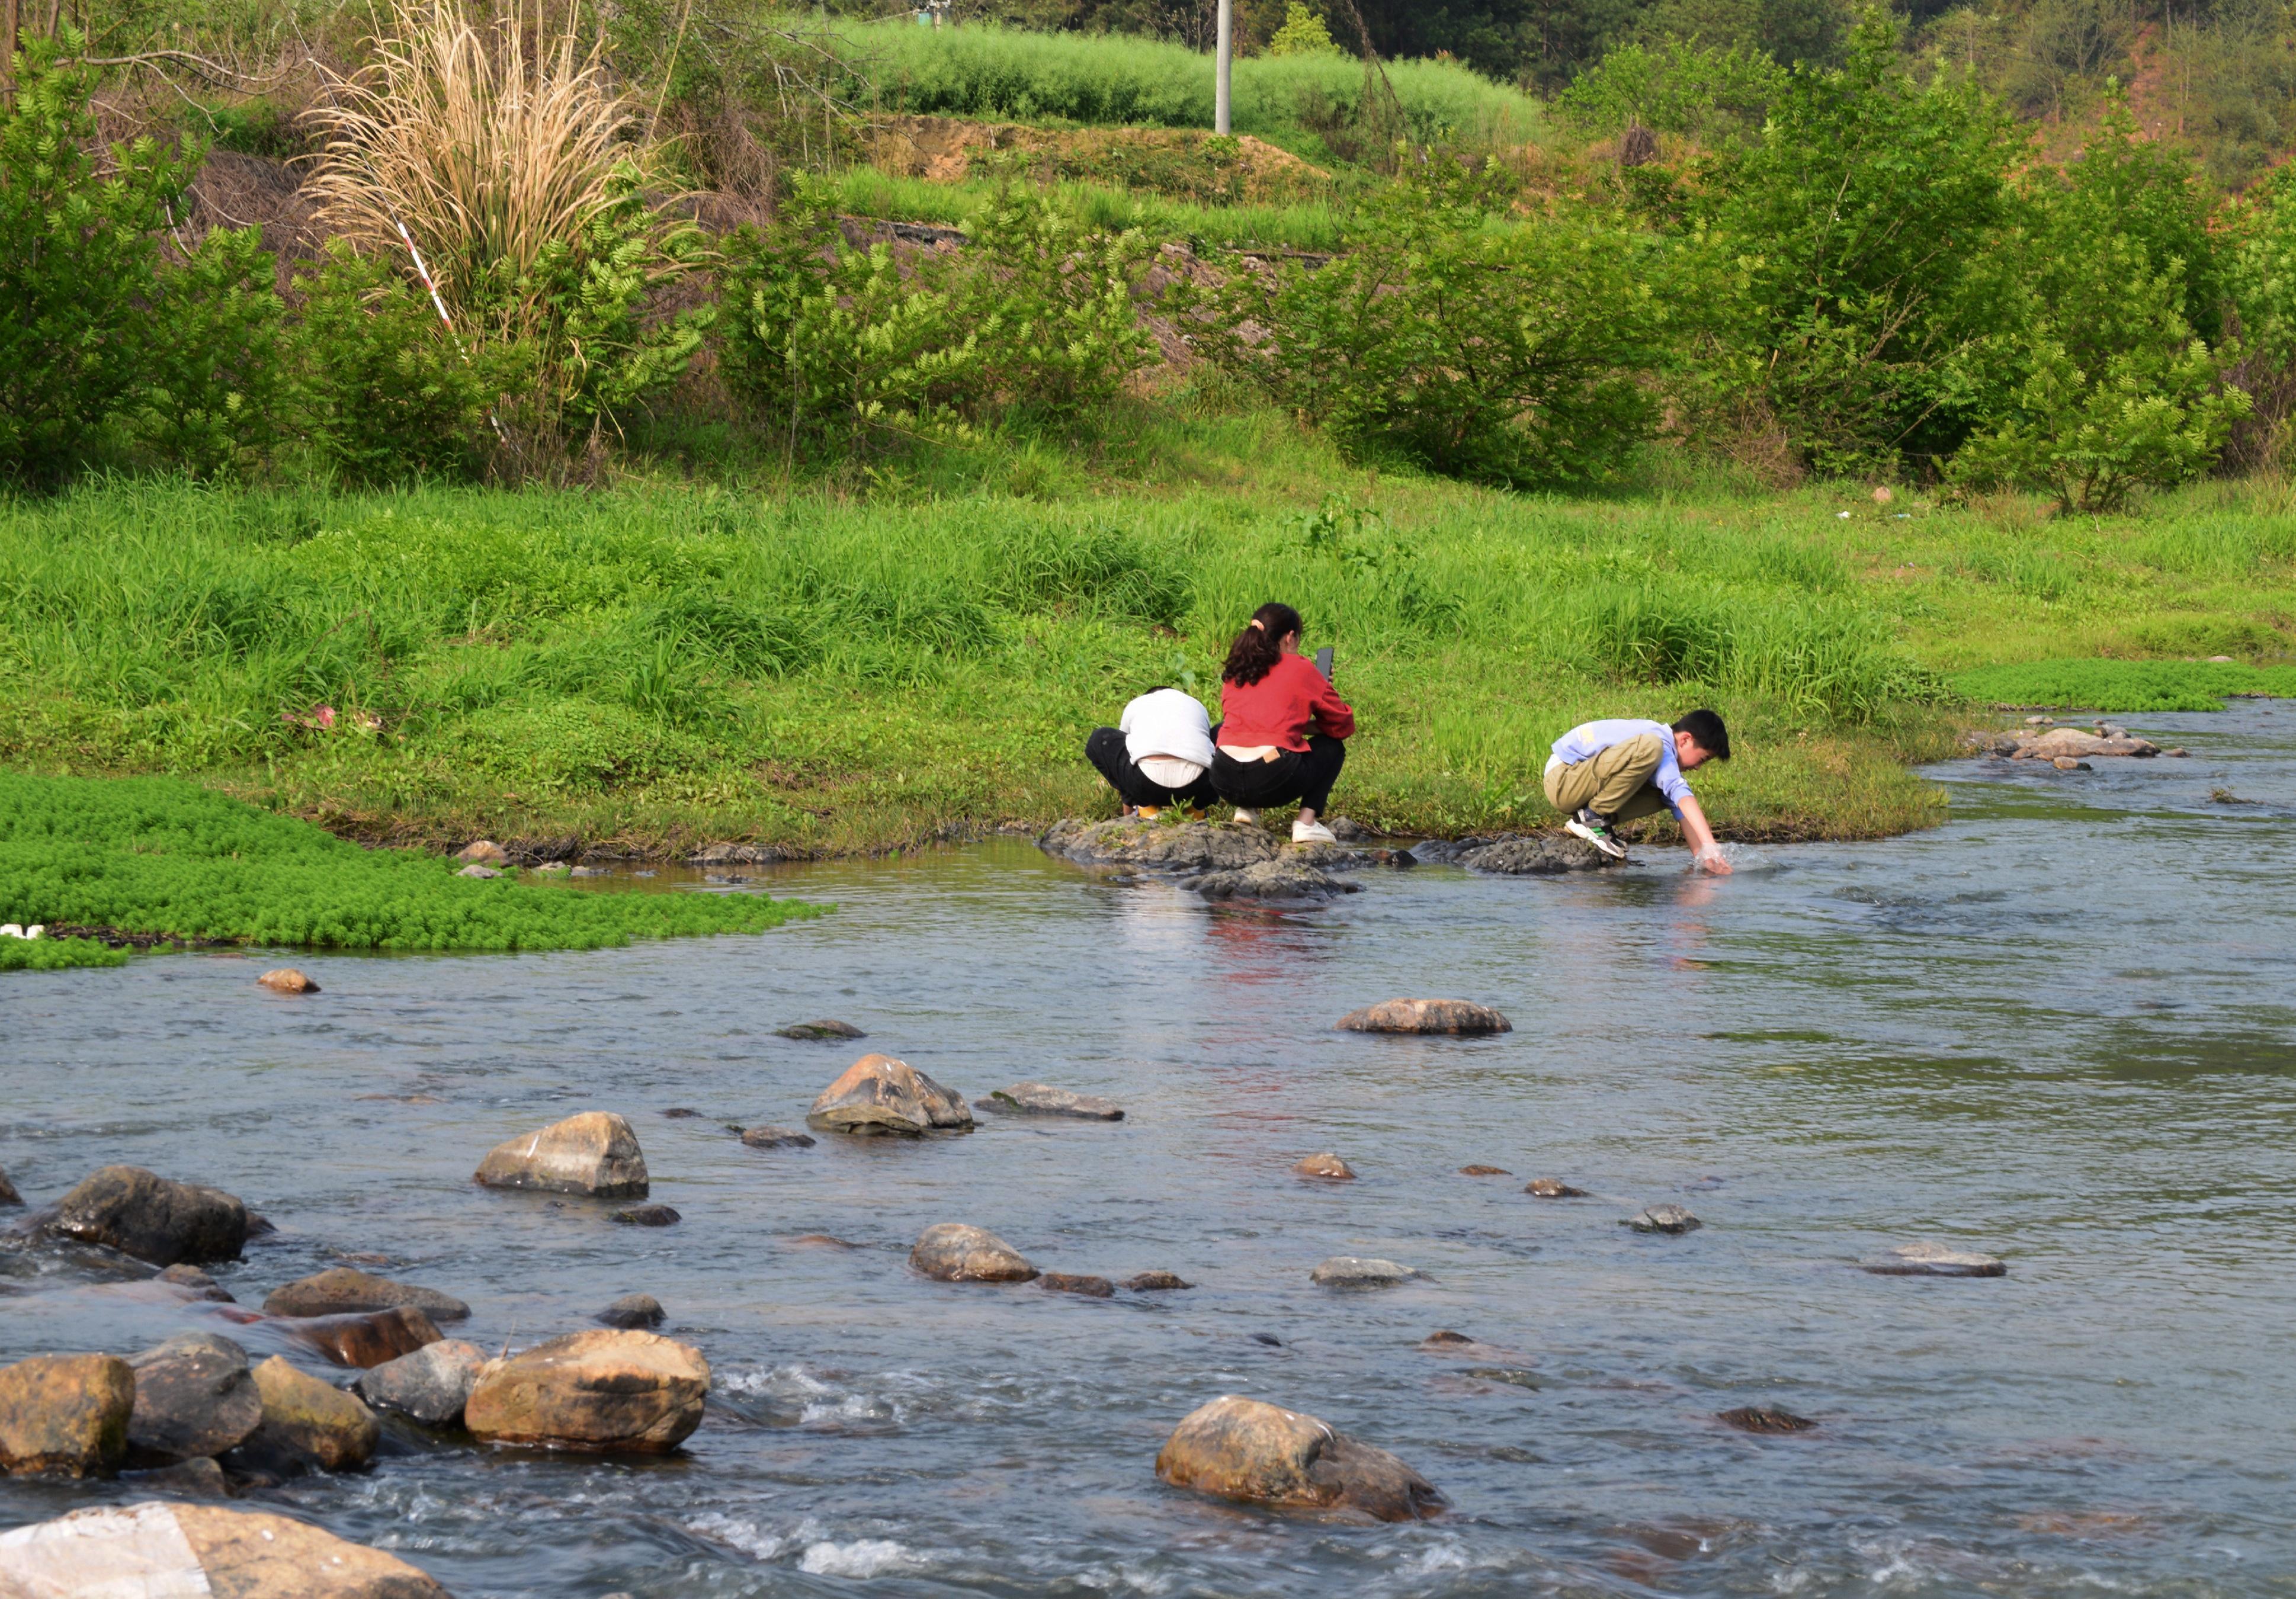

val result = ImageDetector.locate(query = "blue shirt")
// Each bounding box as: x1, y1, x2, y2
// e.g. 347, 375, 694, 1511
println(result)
1548, 719, 1691, 815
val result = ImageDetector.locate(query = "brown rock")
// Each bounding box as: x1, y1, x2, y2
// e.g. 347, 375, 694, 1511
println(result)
256, 968, 318, 994
473, 1112, 649, 1198
263, 1266, 470, 1322
1336, 998, 1512, 1035
158, 1264, 234, 1302
786, 1233, 857, 1250
284, 1307, 444, 1368
1124, 1270, 1193, 1291
909, 1223, 1037, 1283
2053, 755, 2090, 770
464, 1330, 710, 1453
739, 1125, 816, 1150
0, 1165, 19, 1206
0, 1501, 451, 1595
457, 839, 508, 864
806, 1054, 973, 1137
125, 1333, 261, 1463
1294, 1152, 1356, 1181
1040, 1272, 1115, 1298
1154, 1395, 1444, 1522
120, 1455, 232, 1496
48, 1165, 249, 1266
1718, 1404, 1816, 1433
611, 1203, 681, 1227
0, 1353, 134, 1477
231, 1357, 379, 1472
597, 1293, 666, 1330
1526, 1178, 1589, 1197
1458, 1165, 1511, 1177
776, 1019, 865, 1040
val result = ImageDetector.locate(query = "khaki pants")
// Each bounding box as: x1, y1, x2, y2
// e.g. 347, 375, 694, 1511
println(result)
1543, 731, 1672, 823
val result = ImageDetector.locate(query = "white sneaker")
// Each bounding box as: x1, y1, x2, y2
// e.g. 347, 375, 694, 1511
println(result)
1291, 819, 1338, 845
1231, 808, 1261, 826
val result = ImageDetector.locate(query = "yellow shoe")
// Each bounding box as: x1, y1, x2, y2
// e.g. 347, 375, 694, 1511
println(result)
1134, 805, 1162, 820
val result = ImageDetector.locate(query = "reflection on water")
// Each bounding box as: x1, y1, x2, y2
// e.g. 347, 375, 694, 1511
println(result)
4, 703, 2294, 1596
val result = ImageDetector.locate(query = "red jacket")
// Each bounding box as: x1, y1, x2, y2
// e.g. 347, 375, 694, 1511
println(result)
1218, 654, 1355, 752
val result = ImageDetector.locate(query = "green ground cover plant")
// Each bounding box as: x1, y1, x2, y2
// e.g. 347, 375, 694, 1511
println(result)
0, 936, 130, 972
822, 168, 1351, 252
1949, 659, 2296, 711
0, 772, 817, 949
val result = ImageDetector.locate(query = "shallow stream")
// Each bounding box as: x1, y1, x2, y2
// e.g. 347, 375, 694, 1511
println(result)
4, 702, 2294, 1597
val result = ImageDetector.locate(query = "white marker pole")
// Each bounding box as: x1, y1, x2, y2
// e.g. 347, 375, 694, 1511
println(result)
1215, 0, 1232, 134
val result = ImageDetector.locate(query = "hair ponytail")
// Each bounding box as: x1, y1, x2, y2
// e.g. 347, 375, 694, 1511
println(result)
1221, 602, 1303, 687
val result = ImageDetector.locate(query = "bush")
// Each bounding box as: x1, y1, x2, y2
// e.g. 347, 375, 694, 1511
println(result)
0, 936, 130, 973
1195, 162, 1682, 487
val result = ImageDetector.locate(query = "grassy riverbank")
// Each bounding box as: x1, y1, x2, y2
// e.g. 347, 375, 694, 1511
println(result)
2, 407, 2292, 859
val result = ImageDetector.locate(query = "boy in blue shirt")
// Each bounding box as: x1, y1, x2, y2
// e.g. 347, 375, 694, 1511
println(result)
1545, 709, 1733, 874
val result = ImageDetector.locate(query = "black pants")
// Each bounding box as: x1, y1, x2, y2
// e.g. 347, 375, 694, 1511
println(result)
1086, 727, 1220, 810
1211, 734, 1346, 815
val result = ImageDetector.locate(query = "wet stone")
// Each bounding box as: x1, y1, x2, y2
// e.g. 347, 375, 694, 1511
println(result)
1414, 833, 1615, 875
1718, 1404, 1817, 1433
1155, 1395, 1444, 1523
283, 1306, 443, 1369
0, 1502, 451, 1596
1626, 1204, 1702, 1234
120, 1455, 232, 1497
739, 1124, 817, 1150
0, 1167, 17, 1207
1336, 998, 1512, 1035
1310, 1256, 1422, 1288
263, 1266, 470, 1322
659, 1108, 704, 1119
474, 1111, 650, 1198
47, 1165, 249, 1267
983, 1082, 1125, 1120
125, 1332, 261, 1463
1861, 1241, 2006, 1277
227, 1356, 379, 1474
785, 1234, 856, 1251
1124, 1270, 1193, 1292
255, 968, 318, 994
1459, 1165, 1511, 1177
611, 1205, 682, 1228
1040, 1272, 1115, 1298
1040, 817, 1284, 874
598, 1293, 667, 1330
1184, 857, 1360, 902
910, 1223, 1037, 1283
1527, 1178, 1589, 1198
464, 1329, 710, 1454
1294, 1152, 1356, 1181
159, 1264, 234, 1302
0, 1353, 135, 1478
807, 1054, 973, 1138
352, 1340, 486, 1427
777, 1019, 867, 1041
457, 864, 501, 879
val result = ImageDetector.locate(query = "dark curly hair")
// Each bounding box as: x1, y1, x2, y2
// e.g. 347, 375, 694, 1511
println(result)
1221, 602, 1303, 687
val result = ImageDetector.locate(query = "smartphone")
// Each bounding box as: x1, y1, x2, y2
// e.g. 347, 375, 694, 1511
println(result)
1313, 646, 1335, 682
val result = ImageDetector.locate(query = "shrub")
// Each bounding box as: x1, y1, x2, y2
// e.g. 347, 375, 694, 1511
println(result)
1266, 3, 1342, 56
0, 936, 130, 973
1194, 161, 1682, 487
129, 225, 288, 480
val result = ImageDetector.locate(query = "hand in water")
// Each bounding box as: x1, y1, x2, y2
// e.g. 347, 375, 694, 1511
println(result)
1696, 848, 1734, 876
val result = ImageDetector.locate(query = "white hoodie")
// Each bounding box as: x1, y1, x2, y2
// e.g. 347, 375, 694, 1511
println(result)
1119, 689, 1214, 786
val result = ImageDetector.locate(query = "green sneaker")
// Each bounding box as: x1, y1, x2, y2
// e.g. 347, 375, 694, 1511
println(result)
1565, 808, 1628, 860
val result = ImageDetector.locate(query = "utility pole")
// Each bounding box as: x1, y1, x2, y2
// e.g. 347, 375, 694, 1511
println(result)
1215, 0, 1232, 134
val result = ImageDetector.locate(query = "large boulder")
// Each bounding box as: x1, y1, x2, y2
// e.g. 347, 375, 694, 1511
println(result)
228, 1356, 379, 1473
125, 1333, 261, 1463
980, 1083, 1124, 1120
0, 1353, 134, 1478
0, 1501, 450, 1597
473, 1112, 649, 1198
1040, 818, 1285, 873
352, 1340, 486, 1427
46, 1165, 249, 1266
1412, 833, 1614, 875
284, 1306, 444, 1368
910, 1224, 1037, 1283
1182, 858, 1360, 903
807, 1055, 973, 1137
1155, 1395, 1444, 1522
1337, 998, 1512, 1036
464, 1329, 710, 1454
263, 1266, 470, 1322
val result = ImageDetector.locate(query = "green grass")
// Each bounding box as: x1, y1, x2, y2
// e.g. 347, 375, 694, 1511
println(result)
824, 167, 1352, 252
0, 772, 817, 951
832, 19, 1542, 153
1951, 659, 2296, 710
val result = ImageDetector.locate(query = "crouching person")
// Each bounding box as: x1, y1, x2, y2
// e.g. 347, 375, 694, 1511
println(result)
1212, 602, 1354, 845
1086, 686, 1220, 817
1545, 710, 1733, 874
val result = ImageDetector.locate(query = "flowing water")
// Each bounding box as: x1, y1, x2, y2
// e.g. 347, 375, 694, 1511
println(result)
4, 702, 2295, 1597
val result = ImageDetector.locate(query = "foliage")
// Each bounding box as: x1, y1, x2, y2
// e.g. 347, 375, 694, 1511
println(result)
1266, 2, 1342, 56
129, 226, 288, 480
1194, 161, 1685, 487
1555, 38, 1788, 141
716, 175, 1153, 452
0, 772, 815, 951
288, 240, 502, 483
0, 936, 130, 973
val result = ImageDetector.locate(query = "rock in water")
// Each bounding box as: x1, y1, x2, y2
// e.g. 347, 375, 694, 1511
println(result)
739, 1125, 816, 1150
1039, 818, 1284, 873
806, 1055, 973, 1137
1310, 1257, 1422, 1287
611, 1205, 681, 1228
158, 1264, 234, 1302
125, 1333, 261, 1463
1861, 1241, 2006, 1277
1293, 1152, 1356, 1181
776, 1019, 866, 1041
910, 1224, 1037, 1283
1124, 1271, 1193, 1292
47, 1165, 249, 1266
352, 1340, 486, 1426
0, 1353, 134, 1477
1182, 858, 1359, 902
0, 1166, 20, 1206
1626, 1204, 1701, 1234
0, 1501, 450, 1597
598, 1293, 666, 1330
1459, 1165, 1511, 1177
981, 1083, 1125, 1120
263, 1266, 470, 1322
473, 1112, 650, 1197
1526, 1178, 1589, 1197
1040, 1272, 1115, 1298
464, 1330, 710, 1454
1154, 1395, 1444, 1523
120, 1456, 230, 1497
1336, 998, 1512, 1035
283, 1307, 443, 1368
255, 968, 318, 994
1718, 1405, 1816, 1433
229, 1357, 379, 1473
457, 840, 508, 864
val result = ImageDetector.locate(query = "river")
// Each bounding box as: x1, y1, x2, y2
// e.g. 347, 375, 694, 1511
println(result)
3, 701, 2292, 1596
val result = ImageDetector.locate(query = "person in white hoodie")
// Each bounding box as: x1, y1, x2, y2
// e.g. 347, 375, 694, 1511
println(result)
1085, 687, 1220, 817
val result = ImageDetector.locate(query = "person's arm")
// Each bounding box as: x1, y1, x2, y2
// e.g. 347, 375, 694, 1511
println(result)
1302, 659, 1355, 739
1674, 792, 1732, 875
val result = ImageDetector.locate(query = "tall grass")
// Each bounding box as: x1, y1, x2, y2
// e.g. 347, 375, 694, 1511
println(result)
822, 167, 1350, 251
828, 20, 1542, 150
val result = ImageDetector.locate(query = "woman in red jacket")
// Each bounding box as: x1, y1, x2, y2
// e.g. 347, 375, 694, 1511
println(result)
1213, 602, 1355, 845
